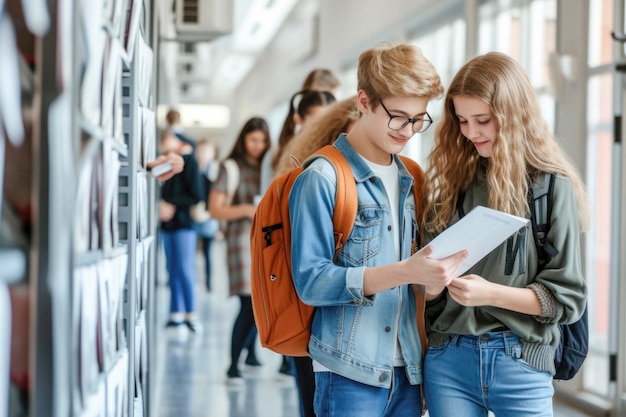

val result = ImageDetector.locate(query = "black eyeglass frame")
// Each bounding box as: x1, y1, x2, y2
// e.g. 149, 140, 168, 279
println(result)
379, 100, 433, 134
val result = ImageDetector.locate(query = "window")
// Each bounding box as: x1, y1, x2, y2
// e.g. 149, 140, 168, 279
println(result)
585, 0, 616, 400
478, 0, 557, 129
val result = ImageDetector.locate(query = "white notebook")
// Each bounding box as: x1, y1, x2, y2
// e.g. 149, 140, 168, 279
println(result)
422, 205, 529, 275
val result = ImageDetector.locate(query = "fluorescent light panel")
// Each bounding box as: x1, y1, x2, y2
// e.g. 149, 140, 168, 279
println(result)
157, 103, 231, 129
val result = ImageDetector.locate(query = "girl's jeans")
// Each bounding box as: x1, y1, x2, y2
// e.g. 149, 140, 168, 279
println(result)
424, 331, 554, 417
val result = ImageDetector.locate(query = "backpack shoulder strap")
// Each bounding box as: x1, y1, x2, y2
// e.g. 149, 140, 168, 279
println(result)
397, 155, 428, 361
530, 173, 558, 264
306, 145, 358, 260
222, 159, 240, 202
456, 192, 466, 218
398, 156, 425, 223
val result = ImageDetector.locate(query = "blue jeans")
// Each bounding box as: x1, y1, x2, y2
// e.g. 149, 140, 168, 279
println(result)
424, 332, 554, 417
162, 228, 198, 313
314, 368, 421, 417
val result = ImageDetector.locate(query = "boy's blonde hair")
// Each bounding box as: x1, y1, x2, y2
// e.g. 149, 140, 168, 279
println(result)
357, 42, 443, 109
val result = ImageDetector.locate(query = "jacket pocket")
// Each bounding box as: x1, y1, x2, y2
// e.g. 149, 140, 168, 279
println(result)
339, 207, 382, 265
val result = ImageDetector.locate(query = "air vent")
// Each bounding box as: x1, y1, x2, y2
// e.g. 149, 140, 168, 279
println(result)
182, 0, 199, 23
175, 0, 233, 41
181, 42, 196, 54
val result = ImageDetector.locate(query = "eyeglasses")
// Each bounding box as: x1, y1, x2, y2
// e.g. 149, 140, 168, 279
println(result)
379, 100, 433, 134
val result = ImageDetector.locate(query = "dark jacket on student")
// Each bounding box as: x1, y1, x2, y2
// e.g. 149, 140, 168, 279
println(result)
160, 153, 204, 231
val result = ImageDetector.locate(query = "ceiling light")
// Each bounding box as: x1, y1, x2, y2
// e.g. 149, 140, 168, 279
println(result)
157, 104, 231, 129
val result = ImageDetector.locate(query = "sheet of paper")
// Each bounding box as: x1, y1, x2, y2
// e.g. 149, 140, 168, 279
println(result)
19, 0, 50, 35
0, 14, 24, 145
0, 129, 4, 226
421, 205, 529, 275
0, 283, 10, 416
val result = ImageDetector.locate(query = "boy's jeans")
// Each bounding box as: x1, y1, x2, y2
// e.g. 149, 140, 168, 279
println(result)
314, 367, 421, 417
424, 331, 554, 417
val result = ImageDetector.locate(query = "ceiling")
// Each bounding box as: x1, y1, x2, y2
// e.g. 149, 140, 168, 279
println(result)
157, 0, 318, 107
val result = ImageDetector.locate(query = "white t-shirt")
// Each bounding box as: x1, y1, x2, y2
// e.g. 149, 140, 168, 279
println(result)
364, 158, 400, 261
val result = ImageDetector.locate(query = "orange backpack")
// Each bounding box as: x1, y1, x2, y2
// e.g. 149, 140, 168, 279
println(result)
250, 145, 427, 357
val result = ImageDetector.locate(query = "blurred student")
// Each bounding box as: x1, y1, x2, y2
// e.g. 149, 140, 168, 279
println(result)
163, 108, 197, 152
274, 95, 360, 177
193, 140, 220, 292
301, 68, 341, 96
209, 117, 271, 383
159, 133, 204, 332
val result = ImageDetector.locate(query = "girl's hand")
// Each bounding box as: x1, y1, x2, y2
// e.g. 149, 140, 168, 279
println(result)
159, 200, 176, 222
425, 285, 447, 301
244, 203, 257, 218
447, 274, 495, 307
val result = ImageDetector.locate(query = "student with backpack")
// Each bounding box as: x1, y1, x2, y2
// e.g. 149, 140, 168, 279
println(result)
259, 87, 337, 416
209, 117, 271, 383
287, 42, 468, 417
421, 52, 589, 417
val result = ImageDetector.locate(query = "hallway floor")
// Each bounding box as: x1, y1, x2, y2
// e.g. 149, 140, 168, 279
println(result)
152, 239, 299, 417
151, 239, 591, 417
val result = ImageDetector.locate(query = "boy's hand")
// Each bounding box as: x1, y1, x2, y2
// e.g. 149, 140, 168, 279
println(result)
406, 245, 468, 288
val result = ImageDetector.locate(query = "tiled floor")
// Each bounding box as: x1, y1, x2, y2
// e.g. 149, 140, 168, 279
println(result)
152, 238, 593, 417
153, 292, 299, 417
153, 239, 300, 417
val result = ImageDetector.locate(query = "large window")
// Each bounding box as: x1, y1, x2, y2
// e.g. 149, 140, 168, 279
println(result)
408, 18, 466, 166
586, 0, 619, 403
585, 73, 613, 398
478, 0, 557, 129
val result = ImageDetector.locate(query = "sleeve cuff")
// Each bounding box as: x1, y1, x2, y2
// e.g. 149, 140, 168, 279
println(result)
527, 282, 556, 323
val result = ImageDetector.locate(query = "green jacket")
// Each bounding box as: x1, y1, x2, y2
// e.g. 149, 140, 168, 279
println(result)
425, 168, 587, 375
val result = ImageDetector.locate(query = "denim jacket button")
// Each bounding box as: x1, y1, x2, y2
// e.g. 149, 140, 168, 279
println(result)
379, 373, 388, 382
387, 225, 392, 231
385, 326, 391, 332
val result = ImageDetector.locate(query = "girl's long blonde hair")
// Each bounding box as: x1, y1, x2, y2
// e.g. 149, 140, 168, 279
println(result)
423, 52, 589, 234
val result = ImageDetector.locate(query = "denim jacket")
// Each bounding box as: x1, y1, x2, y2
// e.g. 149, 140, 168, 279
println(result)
288, 134, 423, 388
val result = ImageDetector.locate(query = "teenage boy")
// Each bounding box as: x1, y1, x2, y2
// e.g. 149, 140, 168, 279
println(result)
288, 42, 468, 417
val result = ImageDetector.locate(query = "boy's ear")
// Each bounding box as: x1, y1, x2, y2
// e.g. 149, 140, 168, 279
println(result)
356, 90, 371, 114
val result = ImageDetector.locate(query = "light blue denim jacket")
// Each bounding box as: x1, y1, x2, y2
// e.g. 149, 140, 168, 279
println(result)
289, 134, 423, 388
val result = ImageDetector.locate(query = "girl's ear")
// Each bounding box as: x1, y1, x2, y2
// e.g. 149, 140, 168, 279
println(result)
293, 113, 303, 127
